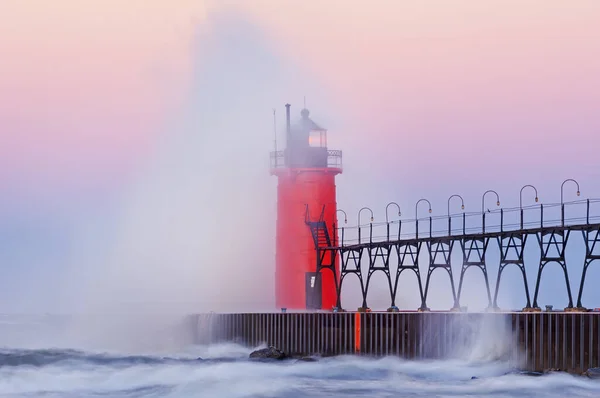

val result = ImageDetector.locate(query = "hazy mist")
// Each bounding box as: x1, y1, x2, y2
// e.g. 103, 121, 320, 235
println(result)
2, 1, 600, 352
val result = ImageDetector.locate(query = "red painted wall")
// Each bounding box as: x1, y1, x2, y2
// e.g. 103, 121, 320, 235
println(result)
274, 168, 341, 310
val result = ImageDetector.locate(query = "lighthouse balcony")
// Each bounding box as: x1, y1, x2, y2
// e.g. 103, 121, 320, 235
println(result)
269, 149, 343, 170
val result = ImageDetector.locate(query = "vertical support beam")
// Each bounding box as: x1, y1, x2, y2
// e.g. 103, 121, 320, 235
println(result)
392, 242, 425, 310
493, 233, 531, 309
457, 237, 493, 309
339, 248, 366, 310
576, 226, 600, 309
532, 229, 574, 309
364, 245, 395, 309
423, 239, 458, 310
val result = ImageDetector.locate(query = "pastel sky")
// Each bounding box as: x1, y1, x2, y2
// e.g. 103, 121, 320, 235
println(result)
1, 0, 600, 319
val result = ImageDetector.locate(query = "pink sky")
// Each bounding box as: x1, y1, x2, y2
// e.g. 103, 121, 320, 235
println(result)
238, 0, 600, 169
0, 0, 205, 199
2, 0, 599, 200
2, 1, 600, 313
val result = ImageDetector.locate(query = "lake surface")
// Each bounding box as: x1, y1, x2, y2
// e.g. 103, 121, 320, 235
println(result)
0, 315, 599, 397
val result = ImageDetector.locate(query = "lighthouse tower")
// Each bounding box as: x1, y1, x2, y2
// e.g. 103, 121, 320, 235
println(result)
270, 104, 343, 310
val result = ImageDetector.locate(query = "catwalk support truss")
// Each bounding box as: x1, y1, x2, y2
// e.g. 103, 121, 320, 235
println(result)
305, 199, 600, 311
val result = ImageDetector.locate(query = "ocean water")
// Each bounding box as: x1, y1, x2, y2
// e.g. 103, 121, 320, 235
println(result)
1, 316, 600, 397
2, 344, 600, 397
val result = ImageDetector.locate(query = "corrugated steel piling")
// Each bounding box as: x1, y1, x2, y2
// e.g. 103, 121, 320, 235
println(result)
191, 312, 600, 373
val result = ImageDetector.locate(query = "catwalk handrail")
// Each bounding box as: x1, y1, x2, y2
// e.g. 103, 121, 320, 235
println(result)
330, 198, 600, 248
303, 187, 600, 311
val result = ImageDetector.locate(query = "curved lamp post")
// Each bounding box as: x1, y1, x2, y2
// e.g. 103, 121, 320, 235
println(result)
447, 194, 465, 235
335, 209, 348, 246
481, 190, 500, 213
358, 207, 374, 225
519, 185, 539, 229
561, 179, 580, 204
385, 202, 402, 241
415, 198, 432, 238
336, 209, 348, 224
385, 202, 401, 223
357, 207, 374, 244
519, 185, 539, 208
481, 190, 500, 233
447, 194, 465, 216
561, 179, 580, 226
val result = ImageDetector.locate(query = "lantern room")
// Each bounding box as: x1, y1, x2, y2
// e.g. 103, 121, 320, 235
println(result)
269, 104, 342, 173
303, 109, 328, 149
284, 107, 332, 169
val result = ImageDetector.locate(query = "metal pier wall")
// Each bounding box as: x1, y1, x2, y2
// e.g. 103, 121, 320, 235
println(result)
190, 312, 600, 373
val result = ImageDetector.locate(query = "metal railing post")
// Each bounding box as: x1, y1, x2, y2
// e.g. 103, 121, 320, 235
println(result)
587, 199, 590, 224
483, 213, 486, 234
333, 222, 337, 246
429, 217, 432, 238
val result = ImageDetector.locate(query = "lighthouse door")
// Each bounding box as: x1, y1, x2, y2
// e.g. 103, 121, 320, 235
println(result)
305, 272, 322, 309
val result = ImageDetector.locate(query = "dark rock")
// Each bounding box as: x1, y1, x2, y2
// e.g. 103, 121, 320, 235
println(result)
295, 356, 318, 362
543, 368, 564, 375
195, 357, 203, 361
471, 376, 478, 380
518, 371, 544, 377
503, 369, 544, 377
585, 367, 600, 379
249, 346, 287, 360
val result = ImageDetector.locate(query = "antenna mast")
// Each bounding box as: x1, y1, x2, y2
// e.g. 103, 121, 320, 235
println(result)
273, 108, 277, 153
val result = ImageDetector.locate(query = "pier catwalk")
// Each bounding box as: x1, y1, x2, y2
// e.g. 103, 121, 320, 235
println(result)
306, 194, 600, 313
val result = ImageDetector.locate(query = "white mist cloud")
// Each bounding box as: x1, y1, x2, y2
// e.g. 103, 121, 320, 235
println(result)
42, 8, 338, 351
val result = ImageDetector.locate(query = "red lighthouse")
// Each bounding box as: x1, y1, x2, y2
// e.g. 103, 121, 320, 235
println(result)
270, 104, 342, 310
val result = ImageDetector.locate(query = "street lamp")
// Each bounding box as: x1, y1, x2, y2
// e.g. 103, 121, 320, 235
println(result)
415, 199, 432, 239
519, 185, 539, 208
481, 190, 500, 233
358, 207, 374, 226
336, 209, 348, 224
447, 194, 465, 236
561, 179, 580, 227
357, 207, 374, 244
385, 202, 401, 223
561, 179, 580, 204
447, 194, 465, 217
335, 209, 348, 247
519, 185, 539, 229
481, 190, 500, 213
386, 202, 401, 241
415, 198, 432, 220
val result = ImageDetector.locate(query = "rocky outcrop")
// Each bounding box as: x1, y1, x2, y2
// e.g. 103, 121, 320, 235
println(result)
249, 346, 288, 360
294, 356, 318, 362
585, 368, 600, 379
517, 371, 544, 377
247, 347, 324, 363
